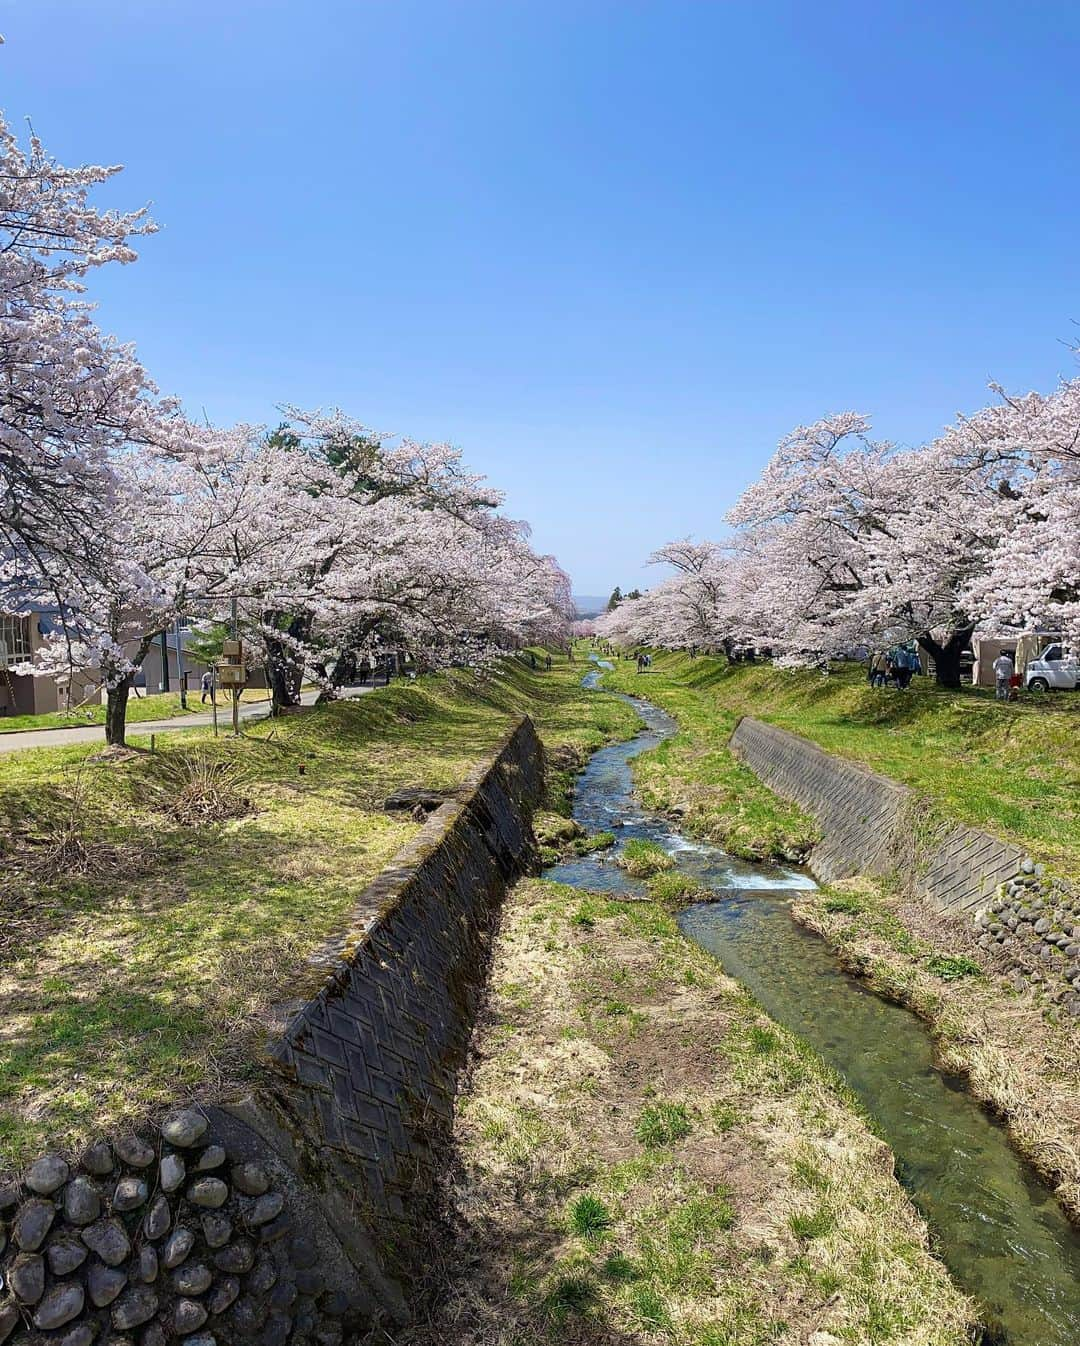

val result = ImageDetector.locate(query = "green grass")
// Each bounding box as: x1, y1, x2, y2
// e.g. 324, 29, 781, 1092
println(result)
436, 875, 974, 1345
648, 870, 710, 906
925, 954, 983, 982
635, 1101, 693, 1149
0, 651, 639, 1167
621, 651, 1080, 876
618, 837, 676, 877
569, 1194, 614, 1241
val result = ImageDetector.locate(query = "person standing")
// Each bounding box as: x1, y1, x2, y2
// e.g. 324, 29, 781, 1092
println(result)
992, 650, 1015, 701
200, 669, 214, 704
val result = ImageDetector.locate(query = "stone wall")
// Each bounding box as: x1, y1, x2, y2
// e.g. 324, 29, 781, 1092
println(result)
728, 716, 1024, 913
0, 716, 545, 1345
729, 716, 1080, 1015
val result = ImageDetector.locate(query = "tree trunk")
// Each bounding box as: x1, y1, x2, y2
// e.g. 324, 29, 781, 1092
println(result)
262, 611, 310, 716
105, 676, 132, 746
264, 641, 303, 715
917, 625, 974, 688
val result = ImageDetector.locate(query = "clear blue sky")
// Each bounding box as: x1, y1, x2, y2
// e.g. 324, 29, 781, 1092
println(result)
4, 1, 1079, 592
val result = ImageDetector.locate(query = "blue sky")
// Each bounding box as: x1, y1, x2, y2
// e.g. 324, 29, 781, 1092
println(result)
4, 1, 1079, 592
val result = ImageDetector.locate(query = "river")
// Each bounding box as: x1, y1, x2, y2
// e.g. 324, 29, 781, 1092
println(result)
542, 666, 1080, 1345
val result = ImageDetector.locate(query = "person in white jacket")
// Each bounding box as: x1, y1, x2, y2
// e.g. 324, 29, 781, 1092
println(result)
992, 651, 1015, 701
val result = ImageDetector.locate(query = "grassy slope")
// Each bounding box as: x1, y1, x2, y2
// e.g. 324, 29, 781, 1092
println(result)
0, 652, 639, 1167
406, 878, 972, 1346
597, 656, 818, 863
625, 651, 1080, 876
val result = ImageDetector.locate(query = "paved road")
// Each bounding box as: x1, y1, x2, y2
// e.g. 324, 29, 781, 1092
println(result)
0, 685, 376, 754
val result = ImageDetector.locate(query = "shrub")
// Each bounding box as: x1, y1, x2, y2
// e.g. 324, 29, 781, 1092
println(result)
146, 750, 253, 826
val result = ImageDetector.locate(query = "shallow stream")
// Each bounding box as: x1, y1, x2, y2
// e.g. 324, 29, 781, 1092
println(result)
542, 664, 1080, 1345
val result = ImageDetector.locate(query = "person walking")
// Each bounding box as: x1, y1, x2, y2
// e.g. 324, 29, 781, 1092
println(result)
897, 646, 917, 690
200, 669, 214, 704
869, 651, 888, 688
993, 650, 1015, 701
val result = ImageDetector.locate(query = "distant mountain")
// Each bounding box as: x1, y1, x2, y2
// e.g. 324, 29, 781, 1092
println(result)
572, 594, 609, 618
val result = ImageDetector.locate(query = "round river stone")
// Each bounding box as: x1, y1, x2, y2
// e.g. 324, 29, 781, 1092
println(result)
82, 1217, 131, 1266
111, 1285, 159, 1330
162, 1110, 208, 1148
162, 1227, 196, 1269
13, 1199, 55, 1251
188, 1177, 228, 1209
26, 1154, 70, 1195
159, 1153, 185, 1193
64, 1175, 102, 1225
33, 1282, 84, 1331
87, 1262, 129, 1308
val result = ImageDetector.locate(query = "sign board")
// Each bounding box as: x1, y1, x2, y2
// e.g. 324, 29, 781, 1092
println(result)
222, 638, 244, 663
217, 664, 247, 687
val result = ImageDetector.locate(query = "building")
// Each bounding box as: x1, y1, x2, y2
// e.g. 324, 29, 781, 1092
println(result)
0, 609, 97, 717
0, 610, 226, 718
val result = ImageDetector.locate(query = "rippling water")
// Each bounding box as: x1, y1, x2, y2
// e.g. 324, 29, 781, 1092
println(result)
542, 665, 1080, 1345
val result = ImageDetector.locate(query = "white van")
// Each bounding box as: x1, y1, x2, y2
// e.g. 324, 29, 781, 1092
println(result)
1025, 643, 1079, 692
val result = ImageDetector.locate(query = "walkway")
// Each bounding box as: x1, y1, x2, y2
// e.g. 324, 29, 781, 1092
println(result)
0, 685, 375, 754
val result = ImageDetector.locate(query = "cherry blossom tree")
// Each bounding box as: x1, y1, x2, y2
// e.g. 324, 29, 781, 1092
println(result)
0, 114, 159, 590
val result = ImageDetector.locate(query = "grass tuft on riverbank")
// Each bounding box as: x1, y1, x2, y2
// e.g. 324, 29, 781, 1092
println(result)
0, 652, 638, 1169
404, 877, 974, 1345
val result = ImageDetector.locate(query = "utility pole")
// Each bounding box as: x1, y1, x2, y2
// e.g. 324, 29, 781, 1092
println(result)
231, 597, 240, 738
175, 618, 187, 710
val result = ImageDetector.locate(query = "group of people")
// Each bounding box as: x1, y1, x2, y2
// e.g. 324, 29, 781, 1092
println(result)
635, 651, 652, 673
867, 645, 920, 690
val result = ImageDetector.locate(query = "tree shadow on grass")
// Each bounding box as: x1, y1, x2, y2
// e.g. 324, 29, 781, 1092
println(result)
396, 1200, 649, 1346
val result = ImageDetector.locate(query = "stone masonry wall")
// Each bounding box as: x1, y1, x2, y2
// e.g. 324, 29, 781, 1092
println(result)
729, 716, 1025, 912
729, 716, 1080, 1015
0, 716, 545, 1346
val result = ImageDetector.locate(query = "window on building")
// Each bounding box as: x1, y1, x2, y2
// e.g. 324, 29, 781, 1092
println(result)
0, 614, 32, 667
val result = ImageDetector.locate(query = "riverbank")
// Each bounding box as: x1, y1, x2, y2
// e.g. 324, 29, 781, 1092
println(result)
795, 878, 1080, 1222
604, 651, 1080, 877
0, 651, 639, 1168
403, 876, 974, 1346
598, 649, 1080, 1227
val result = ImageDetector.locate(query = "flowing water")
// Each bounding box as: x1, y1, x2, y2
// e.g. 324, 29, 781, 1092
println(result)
542, 663, 1080, 1345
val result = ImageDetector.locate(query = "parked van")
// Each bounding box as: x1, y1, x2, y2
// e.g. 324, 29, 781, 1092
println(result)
1025, 642, 1079, 692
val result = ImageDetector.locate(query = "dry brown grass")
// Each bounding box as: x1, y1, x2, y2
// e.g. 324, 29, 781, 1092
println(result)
401, 879, 974, 1346
796, 878, 1080, 1221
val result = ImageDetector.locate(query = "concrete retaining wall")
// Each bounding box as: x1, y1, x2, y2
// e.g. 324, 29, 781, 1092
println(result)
729, 716, 1025, 913
0, 716, 544, 1346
